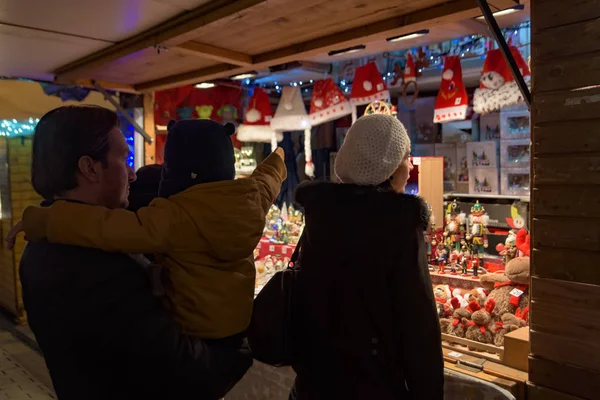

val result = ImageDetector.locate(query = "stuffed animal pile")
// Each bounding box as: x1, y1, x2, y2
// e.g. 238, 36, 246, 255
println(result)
437, 228, 531, 348
479, 228, 530, 322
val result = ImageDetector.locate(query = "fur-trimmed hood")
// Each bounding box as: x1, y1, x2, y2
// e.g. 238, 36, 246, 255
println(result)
296, 181, 430, 232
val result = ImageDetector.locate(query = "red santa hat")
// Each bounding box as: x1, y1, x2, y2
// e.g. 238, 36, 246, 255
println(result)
350, 62, 389, 122
309, 78, 352, 126
434, 56, 468, 123
271, 86, 314, 176
403, 52, 417, 83
473, 47, 531, 114
237, 88, 282, 143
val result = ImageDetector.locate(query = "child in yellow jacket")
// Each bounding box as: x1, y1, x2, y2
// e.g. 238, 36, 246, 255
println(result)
18, 119, 286, 340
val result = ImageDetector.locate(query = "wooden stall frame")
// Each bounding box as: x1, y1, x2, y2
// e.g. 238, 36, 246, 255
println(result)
529, 0, 600, 398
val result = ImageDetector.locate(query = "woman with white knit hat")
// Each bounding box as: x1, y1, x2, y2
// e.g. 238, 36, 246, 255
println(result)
289, 114, 444, 399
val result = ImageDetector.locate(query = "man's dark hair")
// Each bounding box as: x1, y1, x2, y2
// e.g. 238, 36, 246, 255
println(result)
32, 105, 120, 199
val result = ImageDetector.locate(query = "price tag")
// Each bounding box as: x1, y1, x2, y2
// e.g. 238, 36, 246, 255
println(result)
448, 351, 462, 358
269, 245, 275, 252
282, 247, 288, 255
510, 288, 524, 298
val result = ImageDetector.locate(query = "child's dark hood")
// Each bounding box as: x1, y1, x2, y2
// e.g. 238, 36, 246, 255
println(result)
159, 119, 236, 198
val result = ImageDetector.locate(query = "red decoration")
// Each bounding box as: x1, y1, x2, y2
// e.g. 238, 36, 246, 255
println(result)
350, 62, 389, 106
434, 56, 468, 123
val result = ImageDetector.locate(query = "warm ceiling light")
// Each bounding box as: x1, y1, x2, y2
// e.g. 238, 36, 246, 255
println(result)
328, 45, 366, 57
230, 72, 257, 80
476, 5, 525, 19
386, 29, 430, 42
195, 82, 216, 89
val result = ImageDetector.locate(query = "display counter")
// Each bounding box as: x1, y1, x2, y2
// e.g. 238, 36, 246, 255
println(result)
226, 352, 527, 400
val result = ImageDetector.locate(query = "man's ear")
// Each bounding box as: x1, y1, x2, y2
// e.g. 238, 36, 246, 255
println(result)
77, 156, 102, 184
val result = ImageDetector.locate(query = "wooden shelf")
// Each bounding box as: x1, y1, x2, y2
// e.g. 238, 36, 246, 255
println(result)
444, 193, 530, 202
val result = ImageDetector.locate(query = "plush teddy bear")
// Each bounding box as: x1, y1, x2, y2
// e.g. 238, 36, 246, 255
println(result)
492, 306, 529, 347
452, 288, 469, 308
433, 284, 453, 318
441, 298, 480, 338
464, 299, 496, 347
479, 228, 530, 321
464, 287, 488, 307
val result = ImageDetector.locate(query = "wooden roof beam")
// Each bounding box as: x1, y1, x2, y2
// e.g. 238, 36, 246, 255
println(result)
136, 64, 242, 91
175, 42, 253, 67
53, 0, 266, 81
134, 0, 519, 91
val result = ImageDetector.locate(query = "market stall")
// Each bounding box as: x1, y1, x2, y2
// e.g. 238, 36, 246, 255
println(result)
3, 0, 598, 399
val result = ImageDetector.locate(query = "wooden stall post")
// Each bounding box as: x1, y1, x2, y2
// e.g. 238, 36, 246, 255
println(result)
143, 92, 156, 166
528, 0, 600, 398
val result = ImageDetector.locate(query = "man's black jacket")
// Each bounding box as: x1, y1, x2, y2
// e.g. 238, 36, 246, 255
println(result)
20, 235, 252, 399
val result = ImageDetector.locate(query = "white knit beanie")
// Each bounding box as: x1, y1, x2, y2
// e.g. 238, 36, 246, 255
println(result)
334, 114, 410, 185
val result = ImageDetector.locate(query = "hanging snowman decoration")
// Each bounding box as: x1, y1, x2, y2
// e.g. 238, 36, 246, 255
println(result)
473, 46, 531, 114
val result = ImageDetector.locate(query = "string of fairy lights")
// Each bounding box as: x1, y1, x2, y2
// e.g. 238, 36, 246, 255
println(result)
0, 116, 135, 168
0, 118, 40, 137
249, 22, 530, 95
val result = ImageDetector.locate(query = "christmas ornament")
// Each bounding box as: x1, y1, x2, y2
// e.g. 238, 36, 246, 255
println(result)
237, 88, 281, 143
350, 62, 390, 123
434, 56, 468, 123
416, 47, 430, 75
390, 63, 403, 86
271, 86, 314, 176
401, 51, 419, 106
364, 100, 397, 116
473, 47, 531, 114
309, 78, 352, 125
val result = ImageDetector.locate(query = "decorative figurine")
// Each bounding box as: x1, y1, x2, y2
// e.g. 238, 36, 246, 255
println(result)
424, 203, 437, 264
472, 150, 491, 167
444, 200, 466, 253
449, 250, 459, 275
472, 257, 480, 279
436, 243, 448, 274
496, 230, 518, 267
460, 246, 470, 276
467, 201, 489, 278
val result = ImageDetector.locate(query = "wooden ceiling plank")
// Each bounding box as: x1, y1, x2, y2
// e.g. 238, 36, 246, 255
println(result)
214, 0, 444, 55
175, 42, 253, 66
253, 0, 516, 65
134, 0, 519, 91
54, 78, 139, 94
457, 19, 492, 36
173, 0, 332, 49
53, 0, 266, 81
135, 63, 240, 92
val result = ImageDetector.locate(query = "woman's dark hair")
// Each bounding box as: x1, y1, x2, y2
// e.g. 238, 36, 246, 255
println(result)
32, 105, 120, 199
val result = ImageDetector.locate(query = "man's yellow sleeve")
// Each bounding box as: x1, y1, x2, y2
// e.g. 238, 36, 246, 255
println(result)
22, 199, 177, 254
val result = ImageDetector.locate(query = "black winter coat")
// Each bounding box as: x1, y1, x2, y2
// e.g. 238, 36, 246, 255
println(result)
290, 182, 443, 400
20, 218, 252, 400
